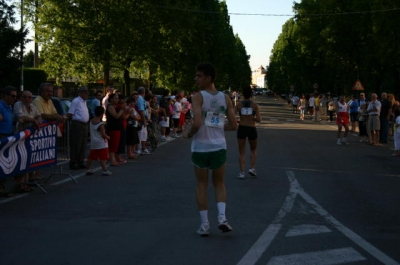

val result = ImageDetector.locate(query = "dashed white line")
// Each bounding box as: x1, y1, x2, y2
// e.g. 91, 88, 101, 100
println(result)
267, 247, 366, 265
236, 171, 400, 265
285, 224, 331, 237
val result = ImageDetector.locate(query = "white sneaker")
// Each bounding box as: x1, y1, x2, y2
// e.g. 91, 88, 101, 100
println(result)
166, 137, 172, 141
197, 224, 210, 237
135, 149, 142, 155
141, 149, 151, 155
341, 138, 349, 145
161, 136, 167, 142
171, 134, 178, 138
336, 139, 342, 145
86, 170, 94, 176
237, 172, 245, 179
102, 170, 112, 176
218, 219, 233, 233
248, 168, 257, 177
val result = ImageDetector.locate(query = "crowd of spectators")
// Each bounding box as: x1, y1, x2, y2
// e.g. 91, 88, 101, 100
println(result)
0, 84, 194, 196
291, 91, 400, 148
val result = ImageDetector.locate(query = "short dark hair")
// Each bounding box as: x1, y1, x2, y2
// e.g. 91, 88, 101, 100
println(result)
2, 86, 17, 96
94, 106, 105, 116
38, 83, 53, 94
162, 89, 170, 97
242, 87, 252, 99
196, 62, 216, 82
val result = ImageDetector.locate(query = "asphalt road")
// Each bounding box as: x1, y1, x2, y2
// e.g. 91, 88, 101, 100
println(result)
1, 95, 399, 265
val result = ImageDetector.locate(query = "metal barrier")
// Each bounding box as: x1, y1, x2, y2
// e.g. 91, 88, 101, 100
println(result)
30, 120, 78, 194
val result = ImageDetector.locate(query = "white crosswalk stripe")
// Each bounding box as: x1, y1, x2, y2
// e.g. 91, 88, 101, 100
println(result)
267, 247, 366, 265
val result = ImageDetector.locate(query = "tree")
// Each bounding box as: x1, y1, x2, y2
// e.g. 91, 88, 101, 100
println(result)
0, 0, 27, 87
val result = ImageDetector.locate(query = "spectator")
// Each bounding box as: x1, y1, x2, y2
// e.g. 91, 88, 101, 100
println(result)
314, 94, 320, 122
367, 93, 381, 146
32, 83, 65, 124
298, 95, 307, 121
291, 94, 299, 114
116, 94, 129, 164
379, 92, 392, 144
136, 87, 150, 155
349, 95, 359, 132
0, 86, 17, 197
358, 103, 369, 143
102, 86, 114, 122
106, 93, 125, 166
392, 108, 400, 156
126, 97, 140, 159
90, 91, 102, 118
67, 86, 90, 170
308, 93, 315, 119
85, 106, 112, 176
319, 95, 328, 121
150, 95, 159, 132
159, 89, 171, 141
327, 96, 336, 122
13, 90, 42, 189
335, 95, 350, 145
171, 94, 183, 138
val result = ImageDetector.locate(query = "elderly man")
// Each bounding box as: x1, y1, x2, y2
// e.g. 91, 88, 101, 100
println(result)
367, 93, 382, 146
67, 86, 90, 170
32, 83, 65, 123
379, 92, 392, 144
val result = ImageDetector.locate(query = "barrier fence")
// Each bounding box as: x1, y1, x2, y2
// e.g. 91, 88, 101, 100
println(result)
0, 120, 77, 194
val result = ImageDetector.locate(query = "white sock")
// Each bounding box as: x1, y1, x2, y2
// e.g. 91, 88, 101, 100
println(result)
199, 210, 209, 226
217, 202, 226, 221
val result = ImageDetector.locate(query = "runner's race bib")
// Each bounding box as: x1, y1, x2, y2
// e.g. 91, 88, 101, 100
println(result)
204, 111, 225, 128
240, 107, 253, 116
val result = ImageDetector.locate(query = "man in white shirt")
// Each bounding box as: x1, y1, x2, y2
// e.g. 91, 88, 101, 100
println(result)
367, 93, 382, 146
67, 86, 90, 169
308, 94, 315, 119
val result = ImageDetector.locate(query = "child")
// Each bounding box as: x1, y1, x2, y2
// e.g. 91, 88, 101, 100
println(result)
86, 106, 112, 176
392, 108, 400, 156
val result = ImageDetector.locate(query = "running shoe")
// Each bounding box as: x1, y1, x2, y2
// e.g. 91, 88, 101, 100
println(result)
197, 224, 210, 237
141, 149, 151, 155
102, 170, 113, 176
86, 170, 94, 176
218, 220, 233, 233
341, 138, 349, 145
237, 172, 245, 179
161, 136, 167, 142
336, 139, 342, 145
171, 134, 178, 138
248, 168, 257, 177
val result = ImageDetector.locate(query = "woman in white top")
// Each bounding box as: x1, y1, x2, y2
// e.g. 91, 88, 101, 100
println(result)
335, 95, 350, 145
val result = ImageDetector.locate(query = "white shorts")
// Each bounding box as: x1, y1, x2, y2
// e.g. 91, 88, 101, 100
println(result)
138, 126, 148, 142
160, 117, 169, 128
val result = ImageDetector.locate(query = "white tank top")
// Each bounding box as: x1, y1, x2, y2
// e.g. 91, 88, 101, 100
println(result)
90, 121, 108, 150
191, 90, 227, 152
337, 102, 348, 113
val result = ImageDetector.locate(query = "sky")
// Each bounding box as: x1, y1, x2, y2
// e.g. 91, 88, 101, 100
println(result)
225, 0, 297, 71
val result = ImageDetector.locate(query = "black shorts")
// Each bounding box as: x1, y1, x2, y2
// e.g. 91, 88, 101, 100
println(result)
350, 112, 358, 122
237, 125, 257, 140
173, 118, 180, 128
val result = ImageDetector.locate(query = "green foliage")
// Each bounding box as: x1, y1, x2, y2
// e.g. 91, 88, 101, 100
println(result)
23, 0, 251, 94
268, 1, 400, 97
0, 0, 28, 88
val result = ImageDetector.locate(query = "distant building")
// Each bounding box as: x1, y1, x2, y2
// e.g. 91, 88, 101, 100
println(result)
251, 65, 267, 88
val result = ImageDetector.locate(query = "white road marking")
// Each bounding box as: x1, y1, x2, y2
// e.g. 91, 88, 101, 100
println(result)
285, 224, 331, 237
236, 171, 400, 265
267, 247, 366, 265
